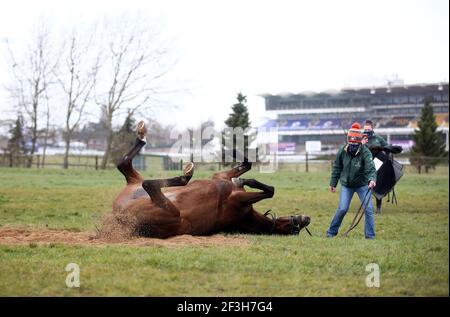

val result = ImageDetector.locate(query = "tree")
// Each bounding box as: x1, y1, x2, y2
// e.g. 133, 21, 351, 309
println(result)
5, 22, 56, 167
410, 98, 447, 173
223, 92, 253, 163
54, 29, 100, 169
96, 14, 176, 169
6, 114, 26, 167
110, 113, 137, 165
225, 93, 251, 129
40, 91, 51, 167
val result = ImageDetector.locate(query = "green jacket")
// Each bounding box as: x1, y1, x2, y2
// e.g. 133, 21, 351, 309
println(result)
366, 133, 388, 148
330, 145, 377, 188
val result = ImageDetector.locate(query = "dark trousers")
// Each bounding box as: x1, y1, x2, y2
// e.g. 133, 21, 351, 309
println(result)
376, 198, 382, 213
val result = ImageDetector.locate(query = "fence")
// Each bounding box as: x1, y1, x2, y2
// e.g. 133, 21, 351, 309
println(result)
0, 152, 448, 174
0, 153, 184, 171
0, 153, 104, 169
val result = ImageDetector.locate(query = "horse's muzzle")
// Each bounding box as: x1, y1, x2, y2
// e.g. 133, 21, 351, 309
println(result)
291, 215, 311, 235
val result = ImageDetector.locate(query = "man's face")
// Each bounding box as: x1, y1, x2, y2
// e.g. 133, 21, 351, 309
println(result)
364, 124, 373, 133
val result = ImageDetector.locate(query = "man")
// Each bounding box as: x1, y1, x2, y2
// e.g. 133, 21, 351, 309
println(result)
326, 123, 377, 239
362, 120, 388, 149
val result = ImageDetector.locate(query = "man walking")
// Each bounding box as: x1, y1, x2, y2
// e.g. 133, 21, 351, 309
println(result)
326, 123, 377, 239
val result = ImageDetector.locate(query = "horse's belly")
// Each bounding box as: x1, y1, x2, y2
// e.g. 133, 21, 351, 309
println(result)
113, 184, 144, 212
164, 187, 221, 235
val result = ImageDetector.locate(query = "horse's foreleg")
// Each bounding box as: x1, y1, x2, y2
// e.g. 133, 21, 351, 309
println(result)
233, 178, 274, 205
234, 178, 274, 192
213, 149, 252, 180
212, 162, 252, 180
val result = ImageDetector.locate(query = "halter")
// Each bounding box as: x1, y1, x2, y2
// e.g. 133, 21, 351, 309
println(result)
264, 210, 312, 236
264, 209, 278, 235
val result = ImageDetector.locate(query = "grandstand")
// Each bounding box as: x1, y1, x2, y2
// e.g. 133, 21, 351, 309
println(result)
259, 82, 449, 153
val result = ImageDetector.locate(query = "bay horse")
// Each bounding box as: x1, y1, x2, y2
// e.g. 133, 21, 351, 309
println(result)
112, 121, 311, 238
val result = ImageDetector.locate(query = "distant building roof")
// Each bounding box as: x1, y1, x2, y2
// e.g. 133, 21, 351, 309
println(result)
259, 82, 449, 98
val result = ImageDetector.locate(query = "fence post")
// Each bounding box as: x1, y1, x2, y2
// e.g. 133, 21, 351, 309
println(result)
36, 155, 40, 168
305, 152, 309, 173
95, 156, 98, 170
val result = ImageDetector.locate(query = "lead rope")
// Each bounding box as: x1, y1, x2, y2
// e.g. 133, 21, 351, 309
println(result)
342, 188, 372, 237
304, 226, 313, 236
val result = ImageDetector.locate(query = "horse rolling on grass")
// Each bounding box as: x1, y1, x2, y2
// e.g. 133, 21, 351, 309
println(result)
112, 121, 311, 238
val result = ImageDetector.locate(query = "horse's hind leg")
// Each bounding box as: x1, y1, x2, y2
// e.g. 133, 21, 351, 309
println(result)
117, 121, 147, 184
141, 174, 193, 216
134, 173, 196, 238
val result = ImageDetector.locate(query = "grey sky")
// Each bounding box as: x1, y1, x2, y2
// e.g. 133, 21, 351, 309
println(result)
0, 0, 448, 130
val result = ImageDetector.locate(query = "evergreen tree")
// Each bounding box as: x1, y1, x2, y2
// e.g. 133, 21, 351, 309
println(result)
222, 92, 254, 163
225, 93, 251, 129
6, 114, 27, 167
410, 98, 447, 173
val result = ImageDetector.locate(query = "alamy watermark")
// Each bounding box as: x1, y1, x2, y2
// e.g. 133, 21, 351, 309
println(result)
167, 126, 279, 172
365, 263, 380, 288
65, 263, 80, 288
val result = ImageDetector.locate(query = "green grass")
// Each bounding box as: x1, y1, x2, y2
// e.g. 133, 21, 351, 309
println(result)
0, 167, 448, 296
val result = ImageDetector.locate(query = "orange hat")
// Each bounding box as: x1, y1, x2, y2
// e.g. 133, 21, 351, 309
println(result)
347, 122, 363, 144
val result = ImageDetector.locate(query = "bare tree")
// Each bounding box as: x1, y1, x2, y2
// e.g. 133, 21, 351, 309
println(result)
54, 30, 100, 169
40, 89, 51, 167
95, 15, 176, 169
4, 22, 56, 167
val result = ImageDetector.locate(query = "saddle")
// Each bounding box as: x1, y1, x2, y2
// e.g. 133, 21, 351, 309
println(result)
370, 146, 404, 202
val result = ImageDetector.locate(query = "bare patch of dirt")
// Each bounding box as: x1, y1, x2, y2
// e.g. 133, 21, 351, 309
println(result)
0, 226, 249, 248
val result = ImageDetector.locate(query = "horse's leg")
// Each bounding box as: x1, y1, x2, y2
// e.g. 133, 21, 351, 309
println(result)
229, 178, 311, 235
118, 121, 195, 185
141, 173, 193, 216
117, 121, 147, 184
213, 149, 252, 180
117, 138, 146, 184
232, 178, 274, 205
131, 173, 196, 238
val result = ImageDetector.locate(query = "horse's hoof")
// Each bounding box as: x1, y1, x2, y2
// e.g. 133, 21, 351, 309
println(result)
183, 162, 194, 176
137, 121, 147, 139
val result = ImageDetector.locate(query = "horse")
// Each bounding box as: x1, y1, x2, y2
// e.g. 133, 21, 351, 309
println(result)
111, 121, 311, 238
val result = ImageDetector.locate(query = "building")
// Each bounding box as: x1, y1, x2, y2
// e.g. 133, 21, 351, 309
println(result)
260, 82, 449, 153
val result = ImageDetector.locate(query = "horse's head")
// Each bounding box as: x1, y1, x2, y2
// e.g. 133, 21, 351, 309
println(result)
291, 215, 311, 235
263, 210, 312, 235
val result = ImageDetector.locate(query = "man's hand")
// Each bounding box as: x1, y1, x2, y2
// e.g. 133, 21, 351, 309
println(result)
368, 180, 376, 189
361, 137, 368, 145
329, 186, 336, 193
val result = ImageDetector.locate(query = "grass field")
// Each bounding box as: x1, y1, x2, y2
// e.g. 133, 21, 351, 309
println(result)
0, 167, 448, 296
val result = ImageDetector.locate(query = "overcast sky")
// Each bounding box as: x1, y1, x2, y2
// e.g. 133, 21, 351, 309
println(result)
0, 0, 448, 130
